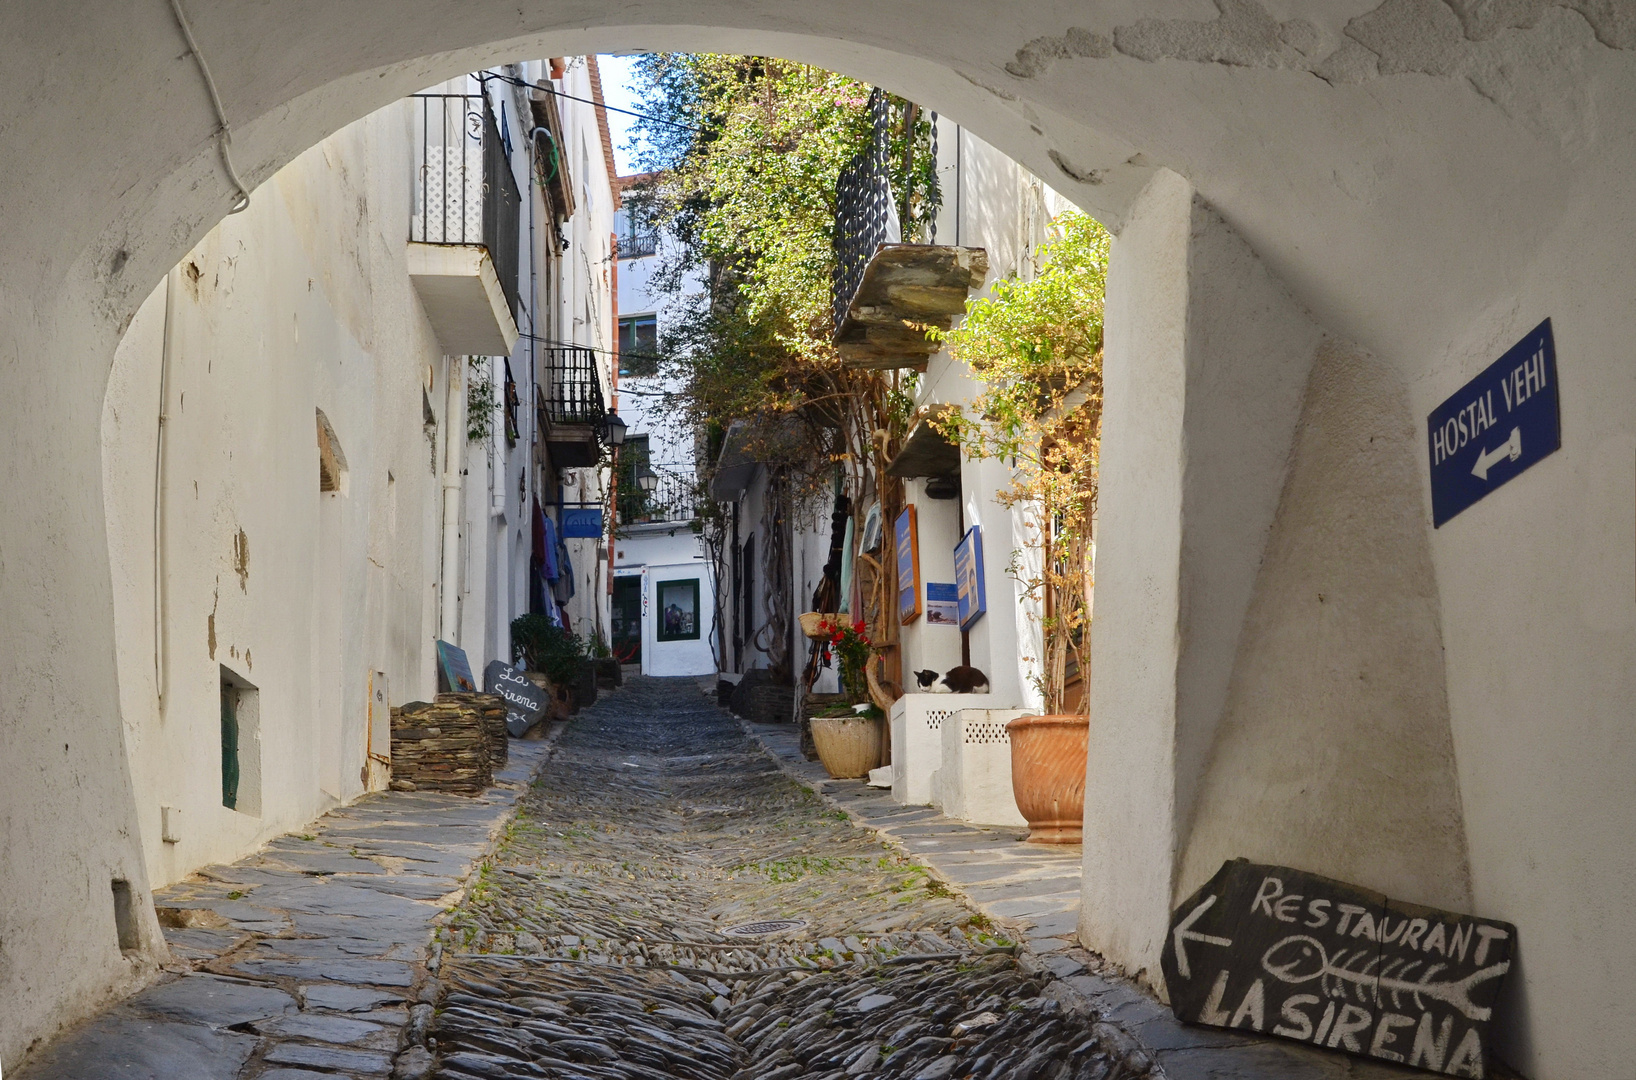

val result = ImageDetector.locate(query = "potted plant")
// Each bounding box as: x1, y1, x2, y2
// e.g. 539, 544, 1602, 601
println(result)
511, 614, 586, 720
933, 211, 1107, 843
807, 619, 887, 778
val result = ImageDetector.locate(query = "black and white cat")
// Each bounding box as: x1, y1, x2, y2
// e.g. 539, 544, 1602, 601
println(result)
912, 666, 990, 694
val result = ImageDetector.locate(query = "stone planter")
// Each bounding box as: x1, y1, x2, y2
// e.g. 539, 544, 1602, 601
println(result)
573, 662, 597, 711
810, 714, 886, 779
593, 657, 622, 690
1005, 713, 1089, 843
525, 672, 573, 722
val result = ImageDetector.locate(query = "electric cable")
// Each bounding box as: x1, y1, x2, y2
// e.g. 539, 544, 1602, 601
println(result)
479, 69, 704, 134
168, 0, 252, 213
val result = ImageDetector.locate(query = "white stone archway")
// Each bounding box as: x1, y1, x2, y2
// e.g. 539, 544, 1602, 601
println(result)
1, 3, 1633, 1075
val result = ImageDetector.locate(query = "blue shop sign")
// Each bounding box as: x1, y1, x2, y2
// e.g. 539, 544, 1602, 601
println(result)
560, 507, 604, 538
1427, 318, 1560, 527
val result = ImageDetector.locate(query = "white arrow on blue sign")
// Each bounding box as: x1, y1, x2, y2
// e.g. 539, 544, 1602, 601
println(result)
1428, 318, 1561, 527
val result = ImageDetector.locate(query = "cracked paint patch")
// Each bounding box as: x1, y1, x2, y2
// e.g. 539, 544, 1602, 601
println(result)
1114, 0, 1321, 69
1007, 0, 1635, 88
1004, 28, 1112, 78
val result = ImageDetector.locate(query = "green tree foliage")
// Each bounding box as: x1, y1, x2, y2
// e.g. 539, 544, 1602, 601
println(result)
623, 54, 936, 496
932, 211, 1111, 714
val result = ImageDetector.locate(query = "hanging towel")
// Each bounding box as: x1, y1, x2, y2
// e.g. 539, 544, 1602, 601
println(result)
553, 538, 576, 604
541, 515, 561, 582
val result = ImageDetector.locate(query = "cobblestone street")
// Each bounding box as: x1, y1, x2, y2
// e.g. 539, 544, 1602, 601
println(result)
422, 678, 1149, 1080
16, 677, 1443, 1080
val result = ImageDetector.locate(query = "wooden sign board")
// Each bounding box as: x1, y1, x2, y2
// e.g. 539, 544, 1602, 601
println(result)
896, 506, 921, 624
484, 660, 548, 736
1163, 860, 1515, 1077
435, 639, 477, 694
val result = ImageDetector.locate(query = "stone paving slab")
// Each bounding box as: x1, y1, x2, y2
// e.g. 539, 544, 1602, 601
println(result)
14, 725, 565, 1080
740, 713, 1450, 1080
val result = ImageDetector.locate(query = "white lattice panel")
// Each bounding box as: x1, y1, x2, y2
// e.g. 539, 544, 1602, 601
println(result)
932, 709, 1031, 827
889, 693, 993, 805
411, 145, 484, 245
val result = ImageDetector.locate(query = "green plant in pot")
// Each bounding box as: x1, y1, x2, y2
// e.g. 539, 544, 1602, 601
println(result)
932, 210, 1107, 842
511, 613, 586, 718
807, 619, 886, 779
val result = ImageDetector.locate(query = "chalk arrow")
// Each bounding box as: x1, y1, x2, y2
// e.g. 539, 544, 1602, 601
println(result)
1471, 426, 1522, 481
1172, 895, 1234, 979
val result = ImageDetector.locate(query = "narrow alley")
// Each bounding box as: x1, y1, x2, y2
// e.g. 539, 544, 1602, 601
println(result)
425, 677, 1144, 1080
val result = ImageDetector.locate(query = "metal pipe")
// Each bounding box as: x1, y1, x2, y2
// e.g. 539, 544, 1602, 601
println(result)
153, 267, 179, 712
439, 356, 466, 643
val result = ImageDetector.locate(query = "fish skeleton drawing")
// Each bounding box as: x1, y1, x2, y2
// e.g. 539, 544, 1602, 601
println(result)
1261, 935, 1510, 1022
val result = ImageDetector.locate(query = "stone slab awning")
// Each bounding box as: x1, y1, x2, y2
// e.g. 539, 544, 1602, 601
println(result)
886, 404, 960, 479
835, 245, 988, 370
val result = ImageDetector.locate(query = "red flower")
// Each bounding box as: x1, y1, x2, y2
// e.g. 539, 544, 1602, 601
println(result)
852, 620, 866, 634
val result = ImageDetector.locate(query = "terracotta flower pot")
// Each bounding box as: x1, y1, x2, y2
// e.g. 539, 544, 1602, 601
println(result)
810, 714, 886, 779
1006, 714, 1089, 844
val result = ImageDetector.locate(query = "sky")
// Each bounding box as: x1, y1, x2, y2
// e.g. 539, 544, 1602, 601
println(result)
597, 54, 646, 176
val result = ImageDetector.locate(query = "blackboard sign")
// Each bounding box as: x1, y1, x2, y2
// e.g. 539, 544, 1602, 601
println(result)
1163, 860, 1514, 1077
436, 639, 476, 694
1427, 318, 1560, 527
484, 660, 547, 736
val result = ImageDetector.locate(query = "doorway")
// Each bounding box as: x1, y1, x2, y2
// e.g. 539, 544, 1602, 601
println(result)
612, 574, 642, 665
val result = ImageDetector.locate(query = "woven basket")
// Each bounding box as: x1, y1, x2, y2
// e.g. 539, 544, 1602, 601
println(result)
799, 612, 842, 640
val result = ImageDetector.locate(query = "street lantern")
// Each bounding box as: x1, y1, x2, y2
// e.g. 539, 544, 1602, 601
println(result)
604, 409, 628, 447
636, 464, 659, 494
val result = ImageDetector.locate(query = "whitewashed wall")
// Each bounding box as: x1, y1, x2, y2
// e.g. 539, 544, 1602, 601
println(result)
101, 101, 449, 891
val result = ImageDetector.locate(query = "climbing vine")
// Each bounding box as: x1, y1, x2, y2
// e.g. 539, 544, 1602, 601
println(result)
932, 211, 1111, 714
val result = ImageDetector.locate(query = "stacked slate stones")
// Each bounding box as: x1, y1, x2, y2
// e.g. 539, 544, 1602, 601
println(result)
390, 692, 507, 795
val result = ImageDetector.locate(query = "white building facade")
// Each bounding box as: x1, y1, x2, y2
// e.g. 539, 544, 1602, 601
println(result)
96, 56, 617, 944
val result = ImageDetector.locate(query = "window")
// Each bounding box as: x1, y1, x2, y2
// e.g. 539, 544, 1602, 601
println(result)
615, 208, 659, 259
618, 315, 659, 377
219, 668, 262, 815
656, 578, 701, 642
111, 879, 140, 954
316, 408, 348, 493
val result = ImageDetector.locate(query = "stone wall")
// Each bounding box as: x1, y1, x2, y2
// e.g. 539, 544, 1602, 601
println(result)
389, 694, 506, 795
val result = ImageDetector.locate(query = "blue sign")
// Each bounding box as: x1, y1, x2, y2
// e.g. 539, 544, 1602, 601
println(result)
560, 507, 604, 538
1428, 318, 1560, 527
954, 527, 987, 630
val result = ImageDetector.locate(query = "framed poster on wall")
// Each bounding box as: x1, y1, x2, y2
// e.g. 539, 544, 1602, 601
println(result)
954, 526, 986, 630
895, 506, 921, 624
925, 583, 959, 625
656, 578, 701, 641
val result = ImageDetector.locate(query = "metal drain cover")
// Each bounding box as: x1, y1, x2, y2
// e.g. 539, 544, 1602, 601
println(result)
724, 919, 807, 938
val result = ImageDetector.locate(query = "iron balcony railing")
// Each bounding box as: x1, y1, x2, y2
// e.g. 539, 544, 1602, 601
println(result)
618, 230, 660, 259
410, 93, 522, 322
832, 87, 895, 332
618, 463, 700, 526
538, 345, 608, 430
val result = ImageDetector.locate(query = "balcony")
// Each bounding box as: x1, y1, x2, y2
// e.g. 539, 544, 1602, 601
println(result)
833, 245, 989, 370
538, 346, 609, 469
406, 93, 521, 356
618, 230, 659, 260
617, 456, 699, 528
829, 88, 986, 370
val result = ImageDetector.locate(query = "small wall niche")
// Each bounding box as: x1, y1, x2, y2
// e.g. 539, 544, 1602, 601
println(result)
110, 879, 141, 954
219, 666, 262, 816
316, 407, 349, 494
